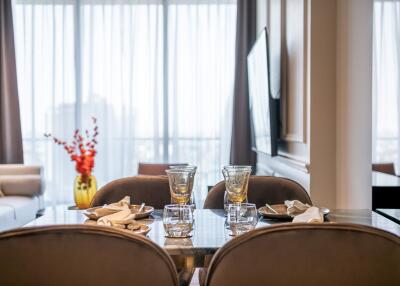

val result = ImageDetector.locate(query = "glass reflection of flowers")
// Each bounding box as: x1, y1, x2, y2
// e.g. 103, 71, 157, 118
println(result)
45, 117, 99, 209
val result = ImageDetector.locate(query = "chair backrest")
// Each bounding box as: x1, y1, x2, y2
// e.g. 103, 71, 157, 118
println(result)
204, 176, 311, 209
91, 175, 170, 209
205, 224, 400, 286
137, 162, 188, 176
0, 225, 178, 286
373, 162, 396, 176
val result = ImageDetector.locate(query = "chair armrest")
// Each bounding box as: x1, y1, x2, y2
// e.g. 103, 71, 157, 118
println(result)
0, 164, 42, 176
0, 174, 43, 197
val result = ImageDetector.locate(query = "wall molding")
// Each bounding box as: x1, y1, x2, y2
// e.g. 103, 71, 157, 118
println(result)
257, 0, 311, 191
280, 0, 309, 146
257, 152, 310, 190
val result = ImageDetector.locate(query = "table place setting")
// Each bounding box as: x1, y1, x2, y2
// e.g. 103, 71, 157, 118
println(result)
163, 166, 197, 238
164, 164, 262, 238
82, 165, 331, 240
259, 200, 330, 223
83, 196, 154, 235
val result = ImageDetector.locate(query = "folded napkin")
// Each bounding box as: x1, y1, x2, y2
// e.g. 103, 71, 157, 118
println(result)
284, 200, 311, 216
292, 206, 323, 223
86, 197, 147, 232
94, 209, 144, 232
94, 196, 131, 217
97, 209, 136, 226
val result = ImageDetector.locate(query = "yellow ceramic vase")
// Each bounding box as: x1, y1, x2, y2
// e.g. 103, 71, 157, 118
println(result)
73, 175, 97, 209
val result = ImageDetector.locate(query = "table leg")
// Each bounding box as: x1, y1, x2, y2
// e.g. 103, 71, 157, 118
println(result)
172, 255, 195, 286
178, 267, 195, 286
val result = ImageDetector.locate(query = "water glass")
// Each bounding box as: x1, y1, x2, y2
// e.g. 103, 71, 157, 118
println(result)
222, 166, 251, 204
166, 169, 191, 204
227, 203, 258, 236
163, 204, 194, 238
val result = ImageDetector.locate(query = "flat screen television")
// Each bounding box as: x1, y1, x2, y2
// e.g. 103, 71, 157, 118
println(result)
247, 27, 280, 156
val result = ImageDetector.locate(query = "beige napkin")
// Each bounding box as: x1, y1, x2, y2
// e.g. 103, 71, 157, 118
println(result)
94, 196, 131, 217
97, 209, 136, 226
292, 206, 324, 223
284, 200, 311, 216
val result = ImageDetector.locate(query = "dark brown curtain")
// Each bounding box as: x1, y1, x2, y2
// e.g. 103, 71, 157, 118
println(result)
0, 0, 23, 164
230, 0, 257, 167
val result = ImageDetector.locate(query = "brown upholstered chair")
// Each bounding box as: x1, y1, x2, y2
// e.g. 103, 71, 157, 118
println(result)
137, 162, 188, 176
204, 176, 312, 209
204, 224, 400, 286
372, 162, 396, 176
90, 175, 170, 209
0, 225, 178, 286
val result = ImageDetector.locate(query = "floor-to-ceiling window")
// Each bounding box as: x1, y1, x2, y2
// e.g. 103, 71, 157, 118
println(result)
373, 0, 400, 174
12, 0, 237, 205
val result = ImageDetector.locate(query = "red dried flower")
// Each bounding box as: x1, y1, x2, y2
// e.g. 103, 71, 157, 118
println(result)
45, 117, 99, 184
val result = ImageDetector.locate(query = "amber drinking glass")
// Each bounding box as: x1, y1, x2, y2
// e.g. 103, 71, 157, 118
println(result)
222, 166, 251, 205
170, 165, 197, 200
166, 169, 191, 205
223, 165, 252, 211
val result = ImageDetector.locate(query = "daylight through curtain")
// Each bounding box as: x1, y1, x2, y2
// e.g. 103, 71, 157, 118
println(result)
12, 0, 237, 205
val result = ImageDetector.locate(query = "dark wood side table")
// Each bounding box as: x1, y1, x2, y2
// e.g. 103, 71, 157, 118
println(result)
372, 171, 400, 210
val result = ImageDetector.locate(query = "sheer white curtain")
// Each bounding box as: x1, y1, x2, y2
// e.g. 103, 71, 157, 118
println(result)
12, 0, 237, 205
167, 2, 236, 196
373, 0, 400, 174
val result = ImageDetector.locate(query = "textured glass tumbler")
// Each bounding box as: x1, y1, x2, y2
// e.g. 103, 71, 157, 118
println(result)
163, 204, 194, 238
227, 203, 258, 236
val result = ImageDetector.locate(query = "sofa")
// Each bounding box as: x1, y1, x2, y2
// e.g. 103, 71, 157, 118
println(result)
0, 165, 44, 232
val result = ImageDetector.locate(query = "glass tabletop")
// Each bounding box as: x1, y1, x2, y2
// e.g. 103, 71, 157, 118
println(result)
25, 206, 400, 256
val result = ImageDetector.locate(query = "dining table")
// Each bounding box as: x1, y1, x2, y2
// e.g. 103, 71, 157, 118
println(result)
24, 205, 400, 285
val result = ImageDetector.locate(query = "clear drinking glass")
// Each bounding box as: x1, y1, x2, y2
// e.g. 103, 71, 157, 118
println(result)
222, 166, 251, 204
227, 203, 258, 236
166, 169, 191, 205
163, 204, 194, 238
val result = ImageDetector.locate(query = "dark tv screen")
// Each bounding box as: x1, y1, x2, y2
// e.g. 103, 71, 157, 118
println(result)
247, 27, 279, 156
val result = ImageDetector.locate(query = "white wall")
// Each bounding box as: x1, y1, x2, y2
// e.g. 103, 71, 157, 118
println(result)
336, 0, 373, 209
308, 0, 337, 208
256, 0, 373, 209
